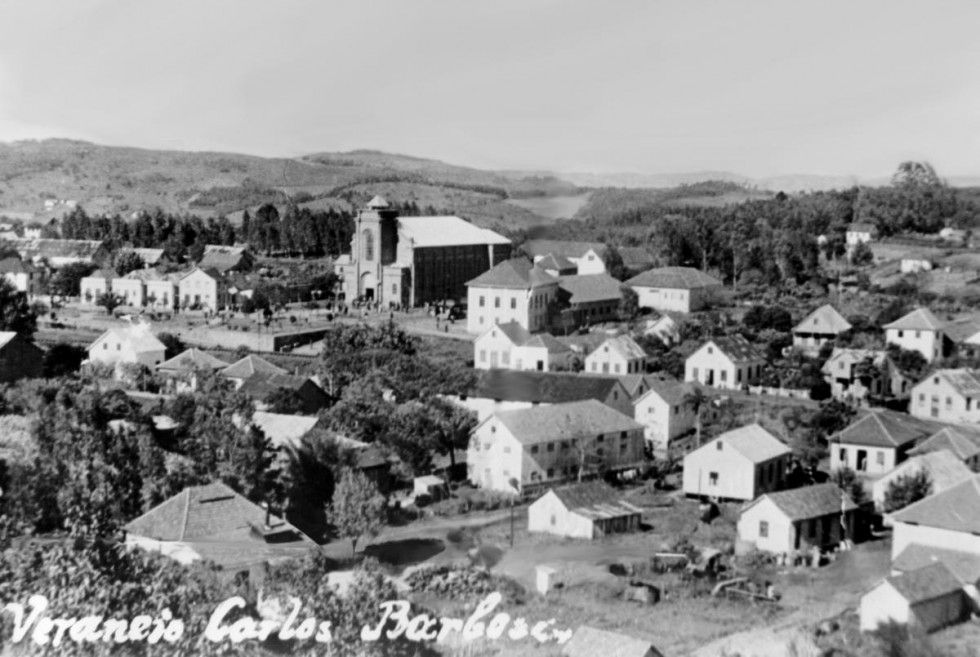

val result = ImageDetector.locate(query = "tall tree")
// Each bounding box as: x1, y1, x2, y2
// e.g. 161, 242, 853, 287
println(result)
326, 467, 385, 556
0, 278, 37, 337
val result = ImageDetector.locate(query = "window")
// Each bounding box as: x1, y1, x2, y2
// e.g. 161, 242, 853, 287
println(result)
596, 447, 604, 456
716, 441, 723, 451
479, 350, 486, 362
510, 298, 516, 309
531, 445, 539, 454
759, 521, 769, 538
503, 446, 510, 453
919, 393, 925, 402
620, 441, 628, 452
494, 297, 500, 308
721, 370, 728, 382
362, 229, 374, 261
915, 331, 921, 339
596, 435, 604, 443
547, 468, 554, 478
709, 472, 718, 486
479, 296, 485, 307
946, 397, 953, 407
898, 330, 904, 338
392, 284, 397, 294
614, 364, 621, 373
692, 367, 699, 379
876, 451, 885, 465
547, 442, 555, 452
550, 514, 556, 526
103, 343, 108, 350
116, 343, 121, 351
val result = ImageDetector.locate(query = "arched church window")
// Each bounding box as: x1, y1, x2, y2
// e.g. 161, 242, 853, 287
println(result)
363, 229, 374, 261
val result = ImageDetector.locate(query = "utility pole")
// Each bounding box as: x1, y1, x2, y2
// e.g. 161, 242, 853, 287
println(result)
509, 478, 519, 547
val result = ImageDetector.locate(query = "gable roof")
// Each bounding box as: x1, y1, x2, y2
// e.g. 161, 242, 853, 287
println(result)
558, 274, 624, 304
884, 562, 963, 604
625, 374, 690, 402
523, 239, 608, 260
547, 481, 643, 520
119, 247, 164, 266
0, 256, 30, 274
702, 335, 765, 363
698, 423, 791, 464
396, 216, 510, 248
626, 266, 721, 290
618, 246, 656, 271
848, 222, 877, 233
469, 369, 626, 405
793, 304, 852, 335
492, 399, 642, 445
750, 483, 857, 521
536, 253, 577, 272
831, 410, 945, 448
821, 348, 891, 375
892, 543, 980, 586
923, 369, 980, 398
875, 450, 973, 501
890, 475, 980, 532
252, 411, 320, 449
90, 322, 166, 354
156, 348, 228, 373
466, 258, 557, 289
589, 334, 647, 362
909, 426, 980, 461
479, 322, 571, 355
199, 244, 249, 272
883, 307, 944, 331
562, 625, 661, 657
220, 355, 287, 380
941, 315, 980, 344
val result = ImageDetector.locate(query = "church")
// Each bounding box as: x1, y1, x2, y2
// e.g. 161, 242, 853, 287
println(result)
336, 196, 512, 307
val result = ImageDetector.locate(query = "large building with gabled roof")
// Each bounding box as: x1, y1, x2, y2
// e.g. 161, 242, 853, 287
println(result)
626, 266, 722, 313
466, 257, 559, 333
884, 307, 947, 362
337, 196, 511, 308
829, 409, 945, 476
682, 423, 792, 501
910, 368, 980, 424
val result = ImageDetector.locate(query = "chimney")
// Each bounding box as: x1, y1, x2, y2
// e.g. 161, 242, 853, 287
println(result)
262, 501, 271, 529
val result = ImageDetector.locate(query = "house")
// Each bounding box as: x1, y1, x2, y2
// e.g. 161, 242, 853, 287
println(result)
633, 379, 701, 453
684, 335, 765, 391
522, 239, 609, 275
6, 238, 107, 268
0, 256, 39, 297
626, 266, 722, 313
889, 476, 980, 558
238, 372, 330, 414
643, 313, 681, 345
871, 450, 973, 514
901, 255, 934, 274
682, 424, 792, 501
892, 543, 980, 604
909, 426, 980, 471
123, 481, 315, 570
466, 258, 559, 334
792, 304, 851, 355
111, 269, 159, 307
466, 399, 645, 494
155, 348, 229, 392
178, 267, 228, 312
536, 253, 577, 277
87, 321, 166, 369
821, 348, 911, 403
859, 562, 967, 633
251, 411, 320, 450
846, 222, 878, 247
941, 314, 980, 360
80, 269, 114, 304
472, 321, 572, 372
527, 481, 642, 539
220, 354, 287, 387
145, 271, 181, 310
562, 626, 663, 657
0, 332, 44, 382
452, 369, 634, 420
118, 247, 164, 267
585, 334, 648, 376
883, 307, 946, 363
909, 368, 980, 423
556, 274, 624, 327
829, 410, 944, 477
198, 244, 253, 273
736, 483, 858, 554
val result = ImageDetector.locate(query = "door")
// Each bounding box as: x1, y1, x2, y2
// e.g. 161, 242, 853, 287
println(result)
490, 351, 499, 368
706, 369, 714, 385
856, 450, 867, 472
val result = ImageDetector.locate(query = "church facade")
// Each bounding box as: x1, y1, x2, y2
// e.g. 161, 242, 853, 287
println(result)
336, 196, 512, 307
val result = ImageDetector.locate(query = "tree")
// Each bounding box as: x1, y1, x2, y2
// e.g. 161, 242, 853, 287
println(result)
683, 386, 709, 448
157, 332, 185, 359
326, 467, 385, 556
42, 342, 86, 376
0, 277, 37, 337
831, 466, 866, 505
617, 284, 639, 322
47, 262, 96, 297
883, 470, 933, 513
851, 241, 874, 266
603, 245, 627, 280
95, 291, 123, 315
112, 250, 145, 276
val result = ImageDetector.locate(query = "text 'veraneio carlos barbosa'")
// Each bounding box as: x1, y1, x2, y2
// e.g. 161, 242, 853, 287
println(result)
3, 592, 573, 647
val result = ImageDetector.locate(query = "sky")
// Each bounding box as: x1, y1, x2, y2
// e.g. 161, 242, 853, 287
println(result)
1, 0, 979, 178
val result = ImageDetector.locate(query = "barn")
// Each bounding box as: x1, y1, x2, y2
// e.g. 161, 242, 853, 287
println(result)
860, 562, 968, 633
528, 481, 642, 539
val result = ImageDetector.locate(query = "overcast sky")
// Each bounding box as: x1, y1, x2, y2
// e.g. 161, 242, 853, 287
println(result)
1, 0, 978, 178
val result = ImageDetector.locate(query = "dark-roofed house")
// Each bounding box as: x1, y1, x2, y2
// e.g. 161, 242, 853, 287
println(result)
238, 372, 330, 415
684, 335, 765, 391
156, 348, 228, 392
557, 273, 624, 326
199, 244, 253, 273
523, 239, 609, 275
860, 562, 967, 633
562, 625, 663, 657
467, 399, 645, 494
466, 258, 559, 334
453, 369, 634, 420
220, 354, 287, 386
829, 410, 946, 477
910, 368, 980, 424
0, 332, 43, 383
528, 481, 643, 539
909, 426, 980, 471
626, 266, 722, 313
892, 543, 980, 602
683, 424, 792, 501
884, 307, 947, 363
889, 476, 980, 560
123, 481, 316, 570
846, 222, 878, 247
821, 348, 910, 403
792, 304, 852, 356
473, 320, 572, 372
737, 483, 858, 554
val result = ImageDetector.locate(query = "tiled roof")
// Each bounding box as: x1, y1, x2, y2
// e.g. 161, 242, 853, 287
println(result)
492, 399, 642, 445
238, 372, 315, 399
548, 482, 643, 520
558, 274, 624, 304
929, 369, 980, 397
874, 450, 973, 504
220, 355, 287, 380
890, 475, 980, 532
848, 223, 877, 233
793, 304, 852, 335
119, 247, 164, 265
831, 410, 945, 449
90, 322, 166, 354
883, 307, 944, 331
522, 239, 608, 260
700, 423, 791, 464
469, 369, 625, 405
910, 426, 980, 461
618, 247, 656, 270
707, 335, 765, 363
252, 411, 319, 449
892, 543, 980, 586
491, 320, 532, 345
156, 348, 228, 373
536, 253, 576, 271
885, 562, 963, 604
635, 378, 701, 407
466, 258, 557, 289
199, 244, 249, 272
589, 335, 647, 362
6, 238, 104, 260
0, 256, 29, 274
398, 216, 510, 248
752, 483, 857, 521
820, 348, 890, 375
943, 315, 980, 344
626, 266, 721, 290
562, 625, 662, 657
523, 333, 573, 354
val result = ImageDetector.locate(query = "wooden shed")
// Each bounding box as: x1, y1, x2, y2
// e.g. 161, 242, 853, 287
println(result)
528, 481, 642, 539
860, 562, 968, 633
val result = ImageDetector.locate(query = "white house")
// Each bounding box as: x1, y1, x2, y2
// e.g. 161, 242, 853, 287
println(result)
643, 313, 681, 345
112, 273, 147, 307
527, 481, 642, 539
178, 267, 227, 312
892, 543, 980, 606
633, 379, 700, 453
0, 257, 39, 297
821, 348, 910, 403
466, 399, 645, 495
871, 449, 973, 514
472, 321, 571, 372
889, 476, 980, 559
626, 266, 722, 313
682, 423, 791, 501
859, 562, 967, 633
585, 334, 648, 376
146, 272, 180, 310
883, 307, 946, 363
80, 270, 113, 305
829, 410, 944, 478
909, 426, 980, 472
792, 304, 851, 356
846, 222, 878, 247
522, 240, 609, 276
910, 368, 980, 423
87, 321, 167, 369
465, 258, 559, 334
684, 335, 765, 391
737, 483, 858, 555
156, 348, 229, 393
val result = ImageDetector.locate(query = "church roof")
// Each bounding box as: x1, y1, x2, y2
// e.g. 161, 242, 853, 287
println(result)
397, 216, 510, 248
367, 195, 390, 209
